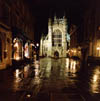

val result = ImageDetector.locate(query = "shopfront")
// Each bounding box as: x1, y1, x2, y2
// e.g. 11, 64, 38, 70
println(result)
13, 38, 23, 60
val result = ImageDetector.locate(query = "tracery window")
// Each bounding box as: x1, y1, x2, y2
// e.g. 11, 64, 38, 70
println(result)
52, 29, 62, 47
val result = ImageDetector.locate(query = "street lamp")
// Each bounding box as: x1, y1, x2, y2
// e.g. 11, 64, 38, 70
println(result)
36, 43, 39, 47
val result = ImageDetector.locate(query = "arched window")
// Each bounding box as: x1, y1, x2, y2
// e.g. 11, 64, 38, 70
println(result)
13, 38, 23, 60
52, 29, 62, 47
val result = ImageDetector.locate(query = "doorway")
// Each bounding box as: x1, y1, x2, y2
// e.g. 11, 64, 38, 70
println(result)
54, 51, 59, 58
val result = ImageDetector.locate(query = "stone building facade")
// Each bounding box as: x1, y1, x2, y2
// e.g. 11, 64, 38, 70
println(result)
69, 24, 81, 58
80, 0, 100, 58
40, 16, 68, 58
0, 0, 34, 69
0, 23, 12, 69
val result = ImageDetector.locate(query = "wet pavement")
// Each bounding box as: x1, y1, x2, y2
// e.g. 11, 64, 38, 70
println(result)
0, 57, 100, 101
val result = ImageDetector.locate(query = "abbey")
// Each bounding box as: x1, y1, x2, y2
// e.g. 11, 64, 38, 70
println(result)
40, 15, 69, 58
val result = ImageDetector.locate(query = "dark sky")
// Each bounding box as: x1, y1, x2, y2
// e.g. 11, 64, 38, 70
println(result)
26, 0, 90, 42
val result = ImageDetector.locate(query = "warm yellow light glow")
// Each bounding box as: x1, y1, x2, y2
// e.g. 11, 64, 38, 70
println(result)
24, 64, 29, 72
90, 68, 100, 93
13, 40, 21, 60
15, 69, 19, 78
97, 47, 100, 50
14, 42, 18, 47
70, 60, 76, 73
15, 56, 20, 60
24, 43, 30, 58
66, 58, 69, 68
73, 50, 76, 53
13, 69, 22, 91
65, 58, 77, 73
93, 75, 98, 82
26, 94, 31, 98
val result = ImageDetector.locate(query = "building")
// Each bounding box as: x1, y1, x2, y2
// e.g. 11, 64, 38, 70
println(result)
78, 0, 100, 61
0, 0, 35, 69
69, 24, 81, 58
0, 23, 12, 69
40, 16, 69, 58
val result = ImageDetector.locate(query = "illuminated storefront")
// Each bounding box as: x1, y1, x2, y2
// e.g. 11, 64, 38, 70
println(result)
24, 42, 34, 60
96, 40, 100, 57
24, 42, 30, 58
12, 28, 34, 62
13, 38, 23, 60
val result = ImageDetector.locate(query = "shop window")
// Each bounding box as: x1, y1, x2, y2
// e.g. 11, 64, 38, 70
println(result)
24, 42, 30, 58
13, 38, 23, 60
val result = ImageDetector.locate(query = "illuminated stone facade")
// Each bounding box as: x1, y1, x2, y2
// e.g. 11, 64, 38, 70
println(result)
0, 23, 12, 69
40, 16, 68, 58
0, 0, 35, 69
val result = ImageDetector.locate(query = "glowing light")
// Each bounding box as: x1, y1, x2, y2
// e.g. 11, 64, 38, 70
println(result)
26, 94, 31, 98
90, 68, 100, 93
24, 43, 30, 58
97, 47, 100, 50
14, 42, 18, 47
13, 38, 23, 60
70, 60, 77, 73
66, 58, 69, 68
36, 43, 39, 47
73, 50, 76, 53
15, 69, 19, 78
24, 64, 30, 72
93, 75, 98, 82
15, 56, 20, 60
13, 41, 20, 60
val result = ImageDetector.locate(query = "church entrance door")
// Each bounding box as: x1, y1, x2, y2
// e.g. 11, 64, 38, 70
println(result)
54, 51, 59, 58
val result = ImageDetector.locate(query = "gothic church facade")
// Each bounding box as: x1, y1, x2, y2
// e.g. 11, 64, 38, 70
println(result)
40, 16, 68, 58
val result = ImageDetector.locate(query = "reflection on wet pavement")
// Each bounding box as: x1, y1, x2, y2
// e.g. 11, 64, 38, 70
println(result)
12, 58, 82, 100
1, 57, 100, 100
90, 66, 100, 93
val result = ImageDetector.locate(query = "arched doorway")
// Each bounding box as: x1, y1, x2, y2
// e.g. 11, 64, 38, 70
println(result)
0, 38, 2, 62
54, 51, 59, 58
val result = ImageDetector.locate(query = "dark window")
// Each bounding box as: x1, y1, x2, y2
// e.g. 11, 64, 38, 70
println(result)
58, 44, 61, 47
7, 38, 10, 43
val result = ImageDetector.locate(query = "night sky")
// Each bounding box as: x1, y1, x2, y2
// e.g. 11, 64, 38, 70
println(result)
26, 0, 90, 42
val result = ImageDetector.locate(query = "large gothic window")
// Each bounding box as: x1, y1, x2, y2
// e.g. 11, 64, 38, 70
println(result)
52, 29, 62, 47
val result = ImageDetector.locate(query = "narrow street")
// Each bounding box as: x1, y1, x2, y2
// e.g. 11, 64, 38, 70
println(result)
0, 57, 100, 101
